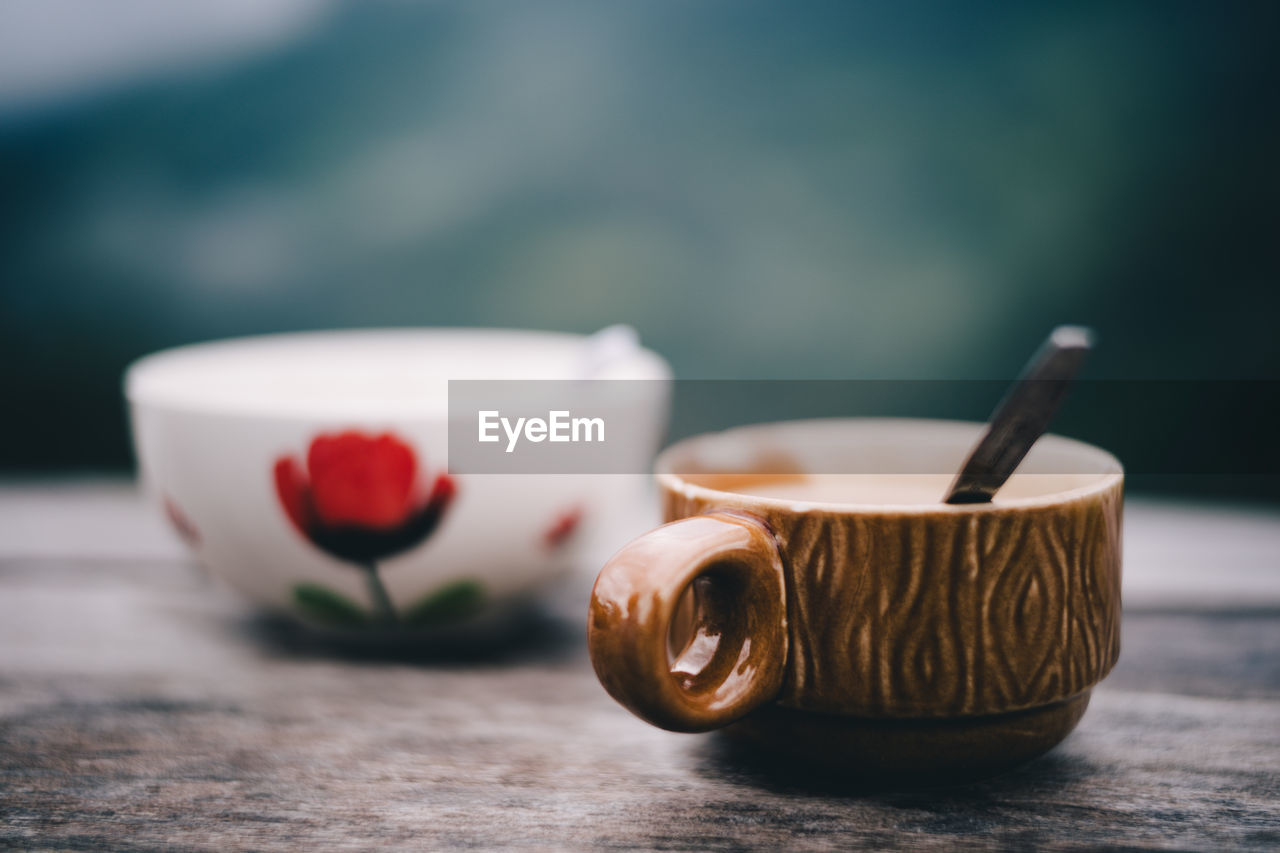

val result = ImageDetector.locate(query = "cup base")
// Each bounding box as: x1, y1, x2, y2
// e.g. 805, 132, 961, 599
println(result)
722, 691, 1091, 786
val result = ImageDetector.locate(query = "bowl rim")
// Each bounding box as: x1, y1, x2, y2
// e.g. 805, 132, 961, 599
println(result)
124, 327, 673, 420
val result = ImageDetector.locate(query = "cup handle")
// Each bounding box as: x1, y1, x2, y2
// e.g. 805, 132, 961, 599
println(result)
588, 512, 788, 733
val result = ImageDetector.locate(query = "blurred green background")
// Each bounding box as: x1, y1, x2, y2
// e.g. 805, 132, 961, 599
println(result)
0, 1, 1276, 495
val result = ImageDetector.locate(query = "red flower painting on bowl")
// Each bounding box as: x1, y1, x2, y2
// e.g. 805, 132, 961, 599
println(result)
273, 431, 470, 627
274, 431, 455, 564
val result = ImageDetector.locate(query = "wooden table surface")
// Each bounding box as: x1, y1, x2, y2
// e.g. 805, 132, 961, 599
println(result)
1, 481, 1278, 851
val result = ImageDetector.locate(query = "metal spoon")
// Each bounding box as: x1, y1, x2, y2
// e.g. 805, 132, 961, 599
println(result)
944, 325, 1094, 504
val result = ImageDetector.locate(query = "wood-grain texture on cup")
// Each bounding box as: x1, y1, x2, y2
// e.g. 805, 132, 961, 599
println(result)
662, 480, 1123, 718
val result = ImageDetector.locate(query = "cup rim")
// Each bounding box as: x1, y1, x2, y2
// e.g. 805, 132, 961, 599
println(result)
654, 417, 1123, 514
124, 326, 672, 420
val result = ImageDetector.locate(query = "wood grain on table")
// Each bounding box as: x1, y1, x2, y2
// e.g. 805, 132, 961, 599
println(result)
0, 482, 1277, 851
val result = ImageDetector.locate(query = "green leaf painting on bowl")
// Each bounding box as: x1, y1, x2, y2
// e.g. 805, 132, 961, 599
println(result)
291, 579, 486, 629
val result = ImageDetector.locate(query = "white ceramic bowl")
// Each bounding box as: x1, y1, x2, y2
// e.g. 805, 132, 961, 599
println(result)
125, 328, 671, 632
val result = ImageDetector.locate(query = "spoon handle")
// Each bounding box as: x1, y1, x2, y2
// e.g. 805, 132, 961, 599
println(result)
944, 326, 1094, 504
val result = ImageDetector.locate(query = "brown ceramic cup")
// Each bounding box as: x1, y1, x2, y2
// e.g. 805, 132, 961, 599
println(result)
588, 419, 1123, 778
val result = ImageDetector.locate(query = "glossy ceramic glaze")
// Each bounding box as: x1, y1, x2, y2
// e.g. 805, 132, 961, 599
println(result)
588, 418, 1123, 777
